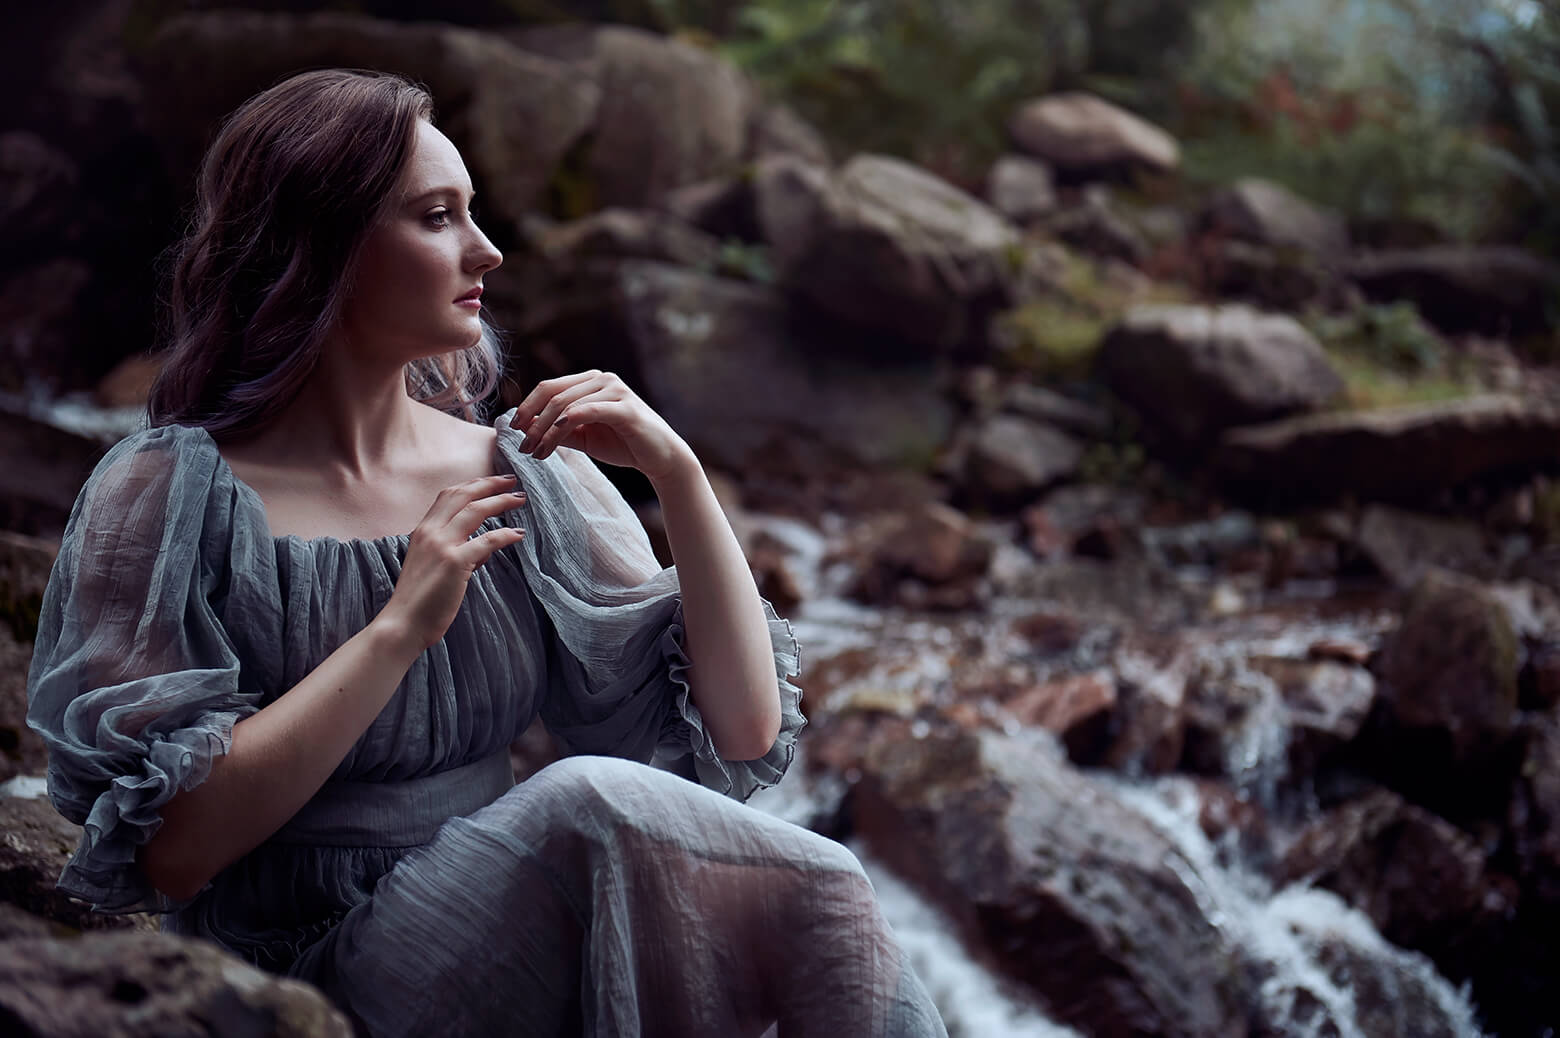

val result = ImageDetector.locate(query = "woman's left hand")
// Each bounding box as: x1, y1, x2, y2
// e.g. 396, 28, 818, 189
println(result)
513, 370, 695, 485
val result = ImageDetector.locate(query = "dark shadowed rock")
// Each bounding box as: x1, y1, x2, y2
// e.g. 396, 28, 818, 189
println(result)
1278, 789, 1494, 968
1353, 505, 1498, 588
1001, 382, 1111, 439
1045, 189, 1149, 265
0, 132, 79, 265
1372, 572, 1519, 765
0, 259, 94, 396
0, 405, 105, 539
0, 931, 352, 1037
1200, 178, 1348, 258
535, 207, 722, 270
851, 726, 1255, 1038
1003, 671, 1117, 763
1247, 655, 1375, 777
1215, 394, 1560, 506
846, 502, 995, 611
755, 153, 1020, 355
0, 797, 151, 934
1203, 239, 1335, 312
142, 12, 600, 238
984, 154, 1056, 225
1098, 304, 1343, 448
1347, 246, 1560, 335
747, 101, 831, 167
1008, 92, 1180, 178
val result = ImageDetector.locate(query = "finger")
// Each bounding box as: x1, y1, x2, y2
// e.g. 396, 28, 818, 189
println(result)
533, 398, 636, 460
513, 371, 601, 434
446, 489, 528, 539
453, 525, 527, 569
521, 374, 613, 453
420, 474, 523, 528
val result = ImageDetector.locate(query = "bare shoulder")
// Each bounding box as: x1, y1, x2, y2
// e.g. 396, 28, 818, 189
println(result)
419, 406, 499, 473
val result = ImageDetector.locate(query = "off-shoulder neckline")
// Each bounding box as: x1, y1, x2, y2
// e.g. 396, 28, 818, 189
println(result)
186, 421, 515, 550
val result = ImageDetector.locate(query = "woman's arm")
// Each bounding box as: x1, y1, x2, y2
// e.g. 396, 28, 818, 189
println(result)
139, 475, 527, 901
514, 372, 783, 760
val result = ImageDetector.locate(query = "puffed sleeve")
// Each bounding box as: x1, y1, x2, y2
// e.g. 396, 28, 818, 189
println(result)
493, 409, 804, 802
25, 425, 266, 912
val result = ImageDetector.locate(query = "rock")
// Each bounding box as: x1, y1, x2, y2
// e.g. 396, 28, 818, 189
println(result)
961, 413, 1084, 506
846, 502, 995, 611
93, 354, 163, 411
747, 101, 831, 167
536, 207, 723, 270
1353, 505, 1498, 588
1045, 189, 1149, 265
1008, 92, 1180, 178
755, 153, 1020, 355
1373, 572, 1519, 765
1519, 641, 1560, 710
1307, 638, 1372, 667
1248, 655, 1375, 777
984, 154, 1056, 225
1278, 789, 1492, 964
1347, 246, 1560, 336
0, 797, 151, 934
1103, 639, 1192, 773
0, 404, 106, 539
1098, 304, 1343, 449
1001, 382, 1111, 439
1003, 670, 1116, 762
851, 726, 1255, 1038
1204, 239, 1333, 312
526, 260, 954, 472
1216, 394, 1560, 506
1178, 656, 1284, 783
142, 12, 600, 238
657, 176, 760, 242
1200, 178, 1349, 258
0, 931, 352, 1037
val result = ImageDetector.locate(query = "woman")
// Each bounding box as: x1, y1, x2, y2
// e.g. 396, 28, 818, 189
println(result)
25, 69, 945, 1037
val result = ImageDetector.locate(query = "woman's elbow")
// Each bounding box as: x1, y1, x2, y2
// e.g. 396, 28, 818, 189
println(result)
137, 834, 209, 903
724, 699, 782, 761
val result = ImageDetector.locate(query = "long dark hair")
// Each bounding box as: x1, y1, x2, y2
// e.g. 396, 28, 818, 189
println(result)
148, 68, 500, 437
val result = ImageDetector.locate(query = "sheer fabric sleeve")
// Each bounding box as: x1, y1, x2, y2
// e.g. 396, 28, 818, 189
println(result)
493, 409, 804, 802
25, 426, 264, 912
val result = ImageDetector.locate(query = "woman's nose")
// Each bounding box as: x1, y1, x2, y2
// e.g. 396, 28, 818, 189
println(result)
468, 227, 503, 274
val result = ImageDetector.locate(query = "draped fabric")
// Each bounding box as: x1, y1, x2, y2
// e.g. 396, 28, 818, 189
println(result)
25, 409, 944, 1037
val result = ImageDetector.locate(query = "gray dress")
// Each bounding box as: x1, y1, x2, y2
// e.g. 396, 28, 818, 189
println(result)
25, 409, 946, 1037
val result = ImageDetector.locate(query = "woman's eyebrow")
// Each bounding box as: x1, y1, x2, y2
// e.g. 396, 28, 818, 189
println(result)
405, 186, 476, 205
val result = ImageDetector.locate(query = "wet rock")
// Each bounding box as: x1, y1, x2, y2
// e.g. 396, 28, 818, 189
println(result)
0, 931, 352, 1037
0, 797, 150, 934
143, 12, 600, 237
1178, 656, 1285, 784
1022, 484, 1147, 561
1372, 572, 1519, 765
755, 153, 1019, 355
984, 154, 1056, 225
1007, 92, 1180, 178
1098, 304, 1343, 449
1003, 670, 1116, 763
1347, 245, 1560, 336
523, 260, 954, 472
1103, 639, 1191, 773
1248, 656, 1375, 776
1215, 394, 1560, 507
1278, 789, 1493, 965
0, 405, 105, 539
960, 413, 1084, 507
1354, 505, 1498, 588
847, 502, 995, 611
1200, 178, 1349, 258
851, 726, 1255, 1038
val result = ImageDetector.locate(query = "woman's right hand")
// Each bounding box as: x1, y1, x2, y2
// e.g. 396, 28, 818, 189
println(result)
376, 474, 527, 653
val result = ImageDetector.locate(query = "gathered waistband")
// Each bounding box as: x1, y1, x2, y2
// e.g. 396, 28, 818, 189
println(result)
270, 751, 516, 848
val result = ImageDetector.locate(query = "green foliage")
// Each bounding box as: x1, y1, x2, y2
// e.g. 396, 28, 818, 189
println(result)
1305, 300, 1484, 409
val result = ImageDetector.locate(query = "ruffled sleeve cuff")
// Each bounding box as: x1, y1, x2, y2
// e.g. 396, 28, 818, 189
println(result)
656, 599, 806, 803
52, 706, 249, 913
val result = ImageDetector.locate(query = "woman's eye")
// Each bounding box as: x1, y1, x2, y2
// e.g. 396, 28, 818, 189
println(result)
426, 208, 451, 229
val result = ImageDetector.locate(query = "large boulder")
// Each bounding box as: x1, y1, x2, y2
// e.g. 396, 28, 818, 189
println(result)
141, 12, 601, 238
755, 153, 1020, 355
1346, 246, 1560, 336
0, 931, 352, 1037
1352, 505, 1498, 588
0, 405, 106, 539
984, 154, 1056, 226
0, 530, 58, 782
1007, 92, 1179, 179
1215, 394, 1560, 506
1097, 304, 1343, 448
851, 726, 1257, 1038
514, 259, 954, 472
959, 413, 1084, 506
0, 797, 150, 934
1200, 178, 1349, 258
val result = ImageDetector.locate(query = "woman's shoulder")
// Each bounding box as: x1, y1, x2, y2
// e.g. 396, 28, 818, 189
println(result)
78, 422, 225, 517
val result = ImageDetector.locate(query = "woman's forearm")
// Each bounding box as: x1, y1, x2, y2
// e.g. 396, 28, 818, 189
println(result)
650, 449, 782, 761
138, 615, 424, 901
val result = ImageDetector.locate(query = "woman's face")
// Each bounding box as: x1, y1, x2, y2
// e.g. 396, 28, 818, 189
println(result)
338, 119, 503, 365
